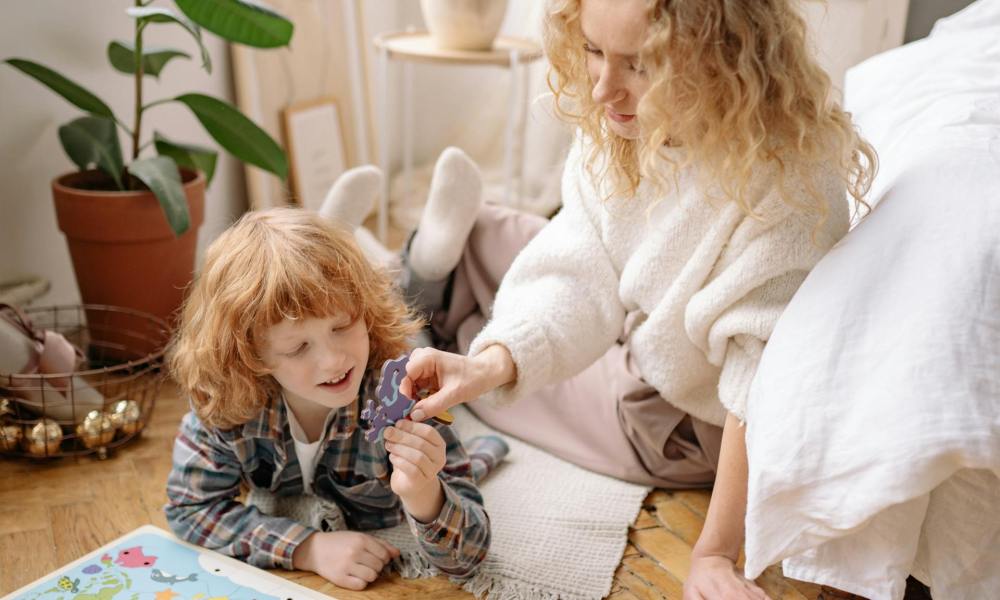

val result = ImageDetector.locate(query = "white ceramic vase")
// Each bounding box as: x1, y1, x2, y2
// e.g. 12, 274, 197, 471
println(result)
420, 0, 509, 51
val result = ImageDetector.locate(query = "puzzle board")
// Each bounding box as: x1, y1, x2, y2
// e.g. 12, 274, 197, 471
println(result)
2, 525, 337, 600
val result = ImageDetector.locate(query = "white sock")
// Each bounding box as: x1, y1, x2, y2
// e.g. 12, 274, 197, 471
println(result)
318, 165, 382, 229
409, 147, 483, 281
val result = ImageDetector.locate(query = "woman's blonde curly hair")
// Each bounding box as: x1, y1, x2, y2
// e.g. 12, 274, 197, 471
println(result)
168, 208, 423, 430
544, 0, 877, 222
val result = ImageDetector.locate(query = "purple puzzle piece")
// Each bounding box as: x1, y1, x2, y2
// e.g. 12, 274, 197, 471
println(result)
362, 354, 415, 442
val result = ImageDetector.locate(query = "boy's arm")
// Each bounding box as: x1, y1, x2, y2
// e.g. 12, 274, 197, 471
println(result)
404, 424, 491, 579
165, 411, 316, 569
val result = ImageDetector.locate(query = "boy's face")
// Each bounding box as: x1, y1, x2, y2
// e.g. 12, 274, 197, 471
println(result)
261, 312, 370, 412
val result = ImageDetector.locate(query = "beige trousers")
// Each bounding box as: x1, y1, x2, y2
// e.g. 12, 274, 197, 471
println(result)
410, 204, 723, 489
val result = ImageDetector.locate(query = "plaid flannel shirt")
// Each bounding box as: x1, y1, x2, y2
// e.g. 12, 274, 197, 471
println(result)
164, 376, 490, 577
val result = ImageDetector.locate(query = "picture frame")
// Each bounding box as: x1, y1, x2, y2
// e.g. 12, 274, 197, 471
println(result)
282, 97, 349, 212
230, 0, 376, 210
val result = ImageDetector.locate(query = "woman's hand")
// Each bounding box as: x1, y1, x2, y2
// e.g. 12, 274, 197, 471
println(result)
401, 345, 516, 422
683, 554, 770, 600
384, 419, 446, 522
292, 530, 400, 590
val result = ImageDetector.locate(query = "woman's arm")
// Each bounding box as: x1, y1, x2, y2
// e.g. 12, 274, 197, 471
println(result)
684, 412, 769, 600
694, 412, 749, 561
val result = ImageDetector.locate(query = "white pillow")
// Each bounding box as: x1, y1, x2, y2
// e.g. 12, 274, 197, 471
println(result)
930, 0, 1000, 36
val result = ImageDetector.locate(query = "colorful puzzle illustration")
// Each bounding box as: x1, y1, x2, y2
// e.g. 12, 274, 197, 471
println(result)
3, 526, 336, 600
360, 354, 415, 443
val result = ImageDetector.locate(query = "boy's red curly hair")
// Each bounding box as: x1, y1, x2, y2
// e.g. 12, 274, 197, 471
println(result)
169, 207, 423, 429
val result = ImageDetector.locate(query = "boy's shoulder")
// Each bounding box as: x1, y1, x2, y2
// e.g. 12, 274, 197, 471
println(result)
181, 399, 281, 443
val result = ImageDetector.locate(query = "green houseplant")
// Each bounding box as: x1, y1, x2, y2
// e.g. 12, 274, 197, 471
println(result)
4, 0, 293, 327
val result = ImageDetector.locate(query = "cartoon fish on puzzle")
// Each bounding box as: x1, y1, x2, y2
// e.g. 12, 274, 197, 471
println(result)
114, 546, 158, 568
57, 576, 80, 593
151, 569, 198, 584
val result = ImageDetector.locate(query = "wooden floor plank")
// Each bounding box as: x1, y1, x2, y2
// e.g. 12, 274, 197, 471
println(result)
615, 565, 667, 600
651, 497, 704, 546
0, 529, 57, 595
47, 500, 118, 568
0, 505, 47, 536
623, 554, 685, 599
630, 528, 693, 583
632, 507, 660, 530
672, 490, 711, 518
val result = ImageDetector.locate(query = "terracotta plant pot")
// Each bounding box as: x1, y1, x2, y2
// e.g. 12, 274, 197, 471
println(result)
51, 168, 205, 331
420, 0, 508, 51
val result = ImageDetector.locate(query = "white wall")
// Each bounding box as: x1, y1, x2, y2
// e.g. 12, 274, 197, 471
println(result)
0, 0, 245, 306
800, 0, 910, 98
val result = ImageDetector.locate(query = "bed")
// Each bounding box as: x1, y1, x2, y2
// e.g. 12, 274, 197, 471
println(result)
742, 1, 1000, 598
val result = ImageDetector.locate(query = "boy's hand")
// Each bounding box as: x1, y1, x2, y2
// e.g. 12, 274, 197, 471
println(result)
384, 419, 446, 521
292, 530, 399, 590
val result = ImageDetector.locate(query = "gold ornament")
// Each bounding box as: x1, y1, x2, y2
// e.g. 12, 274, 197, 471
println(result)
76, 410, 115, 449
0, 398, 15, 422
0, 422, 22, 452
108, 400, 142, 435
25, 418, 62, 457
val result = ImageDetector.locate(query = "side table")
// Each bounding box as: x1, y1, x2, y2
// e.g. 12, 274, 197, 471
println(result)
372, 31, 543, 242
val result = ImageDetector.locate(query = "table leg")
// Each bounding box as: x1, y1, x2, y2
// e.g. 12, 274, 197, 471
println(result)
516, 55, 531, 203
504, 49, 522, 205
403, 61, 415, 216
377, 45, 390, 243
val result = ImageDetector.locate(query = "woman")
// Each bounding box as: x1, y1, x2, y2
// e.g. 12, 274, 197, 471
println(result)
398, 0, 875, 597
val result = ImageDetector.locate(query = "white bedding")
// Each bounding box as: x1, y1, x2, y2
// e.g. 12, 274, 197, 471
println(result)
742, 2, 1000, 598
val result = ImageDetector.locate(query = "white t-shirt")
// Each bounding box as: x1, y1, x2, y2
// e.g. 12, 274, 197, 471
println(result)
283, 397, 333, 495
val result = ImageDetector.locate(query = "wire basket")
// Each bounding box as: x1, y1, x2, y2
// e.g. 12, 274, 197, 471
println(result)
0, 304, 170, 460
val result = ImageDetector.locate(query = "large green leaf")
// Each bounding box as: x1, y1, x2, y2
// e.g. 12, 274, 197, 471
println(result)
174, 93, 287, 179
107, 41, 190, 78
57, 116, 125, 189
126, 6, 212, 73
4, 58, 115, 119
128, 156, 190, 236
154, 131, 218, 186
175, 0, 293, 48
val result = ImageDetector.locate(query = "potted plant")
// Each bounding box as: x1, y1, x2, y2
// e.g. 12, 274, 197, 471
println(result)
4, 0, 293, 328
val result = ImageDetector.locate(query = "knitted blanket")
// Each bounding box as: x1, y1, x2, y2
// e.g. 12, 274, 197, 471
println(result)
377, 406, 651, 600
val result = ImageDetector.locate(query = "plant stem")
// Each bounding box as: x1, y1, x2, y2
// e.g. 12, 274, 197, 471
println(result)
131, 0, 144, 164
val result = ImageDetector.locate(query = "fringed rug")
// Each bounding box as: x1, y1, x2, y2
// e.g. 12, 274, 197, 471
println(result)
375, 405, 651, 600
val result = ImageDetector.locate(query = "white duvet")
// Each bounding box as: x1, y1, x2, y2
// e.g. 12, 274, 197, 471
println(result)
742, 2, 1000, 599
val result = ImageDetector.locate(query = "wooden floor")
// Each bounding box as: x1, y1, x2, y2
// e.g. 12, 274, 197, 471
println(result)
0, 380, 824, 600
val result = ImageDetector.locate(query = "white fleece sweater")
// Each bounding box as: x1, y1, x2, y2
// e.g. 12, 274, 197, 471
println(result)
469, 134, 848, 425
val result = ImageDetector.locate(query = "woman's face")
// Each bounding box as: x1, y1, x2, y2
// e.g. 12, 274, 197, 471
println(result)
581, 0, 651, 140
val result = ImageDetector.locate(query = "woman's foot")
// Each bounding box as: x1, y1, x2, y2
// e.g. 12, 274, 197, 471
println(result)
318, 165, 400, 269
319, 165, 381, 229
408, 147, 483, 282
